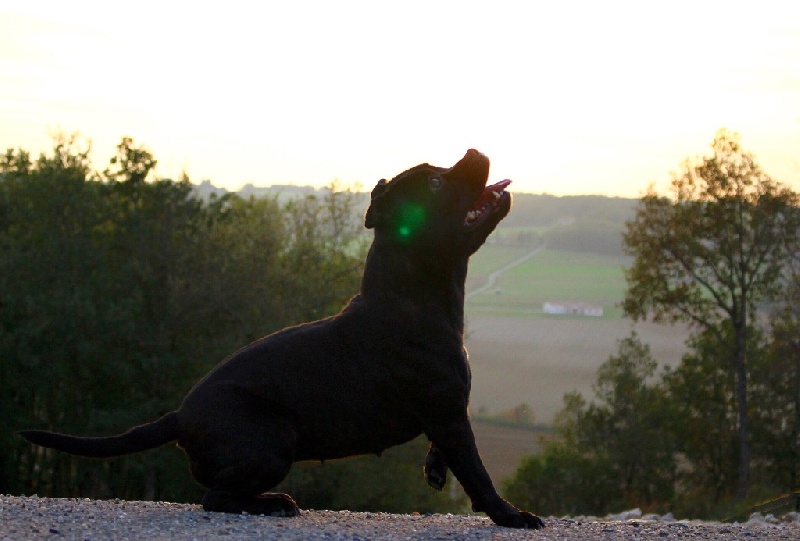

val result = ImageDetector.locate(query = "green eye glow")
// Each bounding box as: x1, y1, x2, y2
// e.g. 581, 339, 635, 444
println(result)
394, 203, 426, 241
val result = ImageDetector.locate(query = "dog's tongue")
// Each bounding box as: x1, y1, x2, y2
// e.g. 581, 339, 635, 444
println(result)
471, 179, 511, 211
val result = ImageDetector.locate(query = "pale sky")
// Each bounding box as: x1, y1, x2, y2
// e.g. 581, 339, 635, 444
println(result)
1, 0, 798, 196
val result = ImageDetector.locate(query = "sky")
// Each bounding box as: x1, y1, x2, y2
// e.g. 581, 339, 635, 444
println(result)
1, 0, 798, 197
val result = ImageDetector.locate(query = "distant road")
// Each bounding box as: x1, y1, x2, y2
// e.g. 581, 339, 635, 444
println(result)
466, 243, 545, 300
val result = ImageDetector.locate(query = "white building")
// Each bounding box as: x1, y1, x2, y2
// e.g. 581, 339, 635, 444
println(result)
542, 301, 603, 317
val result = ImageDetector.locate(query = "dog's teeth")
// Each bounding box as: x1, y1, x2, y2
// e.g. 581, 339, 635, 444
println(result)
492, 191, 502, 200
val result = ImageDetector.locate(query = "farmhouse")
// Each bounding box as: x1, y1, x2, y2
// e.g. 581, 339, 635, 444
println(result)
542, 301, 604, 317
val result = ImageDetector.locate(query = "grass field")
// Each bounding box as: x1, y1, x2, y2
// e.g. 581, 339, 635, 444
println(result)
465, 244, 532, 291
462, 240, 690, 421
467, 246, 629, 318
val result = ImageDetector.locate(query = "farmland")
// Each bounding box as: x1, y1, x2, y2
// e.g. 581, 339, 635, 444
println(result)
471, 419, 544, 483
465, 315, 689, 422
464, 240, 690, 424
463, 233, 690, 483
467, 245, 629, 318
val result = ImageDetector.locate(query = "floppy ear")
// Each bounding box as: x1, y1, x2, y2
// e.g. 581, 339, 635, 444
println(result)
365, 179, 388, 229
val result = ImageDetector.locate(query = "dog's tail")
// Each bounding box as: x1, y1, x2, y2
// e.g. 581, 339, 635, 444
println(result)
18, 411, 181, 458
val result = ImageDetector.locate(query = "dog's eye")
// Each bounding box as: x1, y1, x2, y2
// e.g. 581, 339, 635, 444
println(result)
428, 176, 443, 192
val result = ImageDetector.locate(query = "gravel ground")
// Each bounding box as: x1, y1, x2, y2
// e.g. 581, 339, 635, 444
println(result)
1, 495, 799, 540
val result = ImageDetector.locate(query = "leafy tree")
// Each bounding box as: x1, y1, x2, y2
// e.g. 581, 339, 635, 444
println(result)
661, 325, 747, 508
622, 129, 800, 500
569, 334, 676, 510
503, 390, 621, 517
753, 272, 800, 492
102, 136, 158, 184
504, 334, 675, 515
279, 180, 367, 323
503, 438, 618, 517
0, 134, 115, 496
0, 134, 393, 509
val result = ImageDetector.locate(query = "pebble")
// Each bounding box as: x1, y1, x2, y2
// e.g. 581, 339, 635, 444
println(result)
1, 496, 798, 540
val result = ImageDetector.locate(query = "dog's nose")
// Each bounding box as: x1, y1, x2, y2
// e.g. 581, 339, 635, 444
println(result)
450, 149, 490, 178
463, 149, 489, 164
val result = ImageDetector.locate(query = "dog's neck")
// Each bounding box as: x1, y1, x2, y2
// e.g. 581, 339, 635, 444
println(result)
359, 240, 468, 336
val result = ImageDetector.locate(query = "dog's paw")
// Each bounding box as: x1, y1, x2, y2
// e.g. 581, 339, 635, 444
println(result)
424, 465, 447, 491
423, 448, 448, 490
495, 510, 545, 529
484, 499, 545, 529
202, 491, 301, 517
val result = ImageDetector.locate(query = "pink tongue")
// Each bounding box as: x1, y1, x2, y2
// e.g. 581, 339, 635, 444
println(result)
471, 179, 511, 210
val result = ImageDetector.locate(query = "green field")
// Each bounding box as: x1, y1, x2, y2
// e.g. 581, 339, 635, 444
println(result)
467, 246, 629, 318
465, 244, 531, 290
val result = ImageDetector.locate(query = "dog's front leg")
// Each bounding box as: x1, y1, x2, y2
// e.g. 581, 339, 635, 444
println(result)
425, 421, 544, 529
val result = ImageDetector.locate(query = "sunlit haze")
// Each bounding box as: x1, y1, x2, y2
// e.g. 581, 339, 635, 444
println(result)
1, 0, 798, 196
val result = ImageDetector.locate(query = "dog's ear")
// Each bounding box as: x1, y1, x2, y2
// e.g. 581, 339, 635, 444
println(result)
365, 179, 388, 229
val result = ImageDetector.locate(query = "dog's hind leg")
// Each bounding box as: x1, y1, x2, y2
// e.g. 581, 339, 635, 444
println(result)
200, 454, 300, 516
187, 413, 301, 516
424, 442, 448, 490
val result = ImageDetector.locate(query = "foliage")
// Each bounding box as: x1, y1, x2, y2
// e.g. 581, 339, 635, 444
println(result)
507, 130, 800, 518
504, 334, 676, 516
623, 129, 799, 328
660, 324, 749, 506
622, 128, 800, 500
753, 272, 800, 492
577, 335, 677, 508
0, 134, 377, 507
503, 438, 617, 517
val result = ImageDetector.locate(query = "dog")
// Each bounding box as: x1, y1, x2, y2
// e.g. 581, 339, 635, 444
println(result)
20, 149, 544, 529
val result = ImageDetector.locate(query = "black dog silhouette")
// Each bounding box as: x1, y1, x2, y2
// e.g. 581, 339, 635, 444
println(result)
20, 149, 544, 529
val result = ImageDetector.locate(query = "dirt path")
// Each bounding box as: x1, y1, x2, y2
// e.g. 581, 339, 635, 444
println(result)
466, 244, 545, 300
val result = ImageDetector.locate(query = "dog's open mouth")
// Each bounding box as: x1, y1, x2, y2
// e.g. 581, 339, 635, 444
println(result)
464, 179, 511, 227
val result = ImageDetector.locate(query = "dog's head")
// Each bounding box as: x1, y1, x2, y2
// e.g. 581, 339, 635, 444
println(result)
365, 149, 511, 256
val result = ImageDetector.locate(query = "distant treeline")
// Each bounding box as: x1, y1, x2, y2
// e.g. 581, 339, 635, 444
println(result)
513, 195, 635, 257
198, 180, 637, 258
503, 194, 637, 229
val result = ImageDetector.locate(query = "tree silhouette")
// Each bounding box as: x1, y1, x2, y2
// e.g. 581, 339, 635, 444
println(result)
622, 129, 800, 500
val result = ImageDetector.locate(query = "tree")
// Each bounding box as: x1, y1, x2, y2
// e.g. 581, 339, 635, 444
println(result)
279, 181, 367, 323
504, 334, 676, 515
564, 334, 676, 510
661, 325, 750, 508
622, 129, 800, 500
503, 438, 618, 517
0, 134, 375, 504
102, 136, 157, 184
753, 268, 800, 492
0, 135, 117, 497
